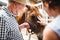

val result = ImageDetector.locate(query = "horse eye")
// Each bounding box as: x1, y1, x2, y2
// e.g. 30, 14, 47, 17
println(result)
31, 15, 35, 19
31, 14, 38, 21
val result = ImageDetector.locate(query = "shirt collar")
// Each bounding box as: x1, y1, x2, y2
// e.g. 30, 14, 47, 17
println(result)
2, 6, 16, 17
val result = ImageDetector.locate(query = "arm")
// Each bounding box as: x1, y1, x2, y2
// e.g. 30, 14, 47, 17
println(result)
43, 27, 59, 40
0, 17, 6, 40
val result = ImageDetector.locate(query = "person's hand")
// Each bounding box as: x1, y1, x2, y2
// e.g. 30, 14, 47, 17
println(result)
19, 22, 30, 30
37, 15, 47, 26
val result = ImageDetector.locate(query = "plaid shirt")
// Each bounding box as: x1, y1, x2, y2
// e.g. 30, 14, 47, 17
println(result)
0, 7, 24, 40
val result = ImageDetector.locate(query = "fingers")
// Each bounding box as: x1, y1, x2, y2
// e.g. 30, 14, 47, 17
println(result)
19, 22, 30, 29
37, 15, 47, 26
22, 22, 30, 28
37, 15, 42, 21
37, 21, 47, 26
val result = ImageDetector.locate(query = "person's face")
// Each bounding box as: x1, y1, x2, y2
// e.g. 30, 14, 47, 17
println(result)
13, 2, 26, 16
17, 3, 26, 13
10, 1, 26, 16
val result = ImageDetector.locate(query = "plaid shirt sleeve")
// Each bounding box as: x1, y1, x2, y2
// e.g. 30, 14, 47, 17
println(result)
0, 16, 7, 40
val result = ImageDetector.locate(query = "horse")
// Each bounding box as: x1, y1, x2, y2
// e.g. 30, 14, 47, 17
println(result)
16, 5, 45, 40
